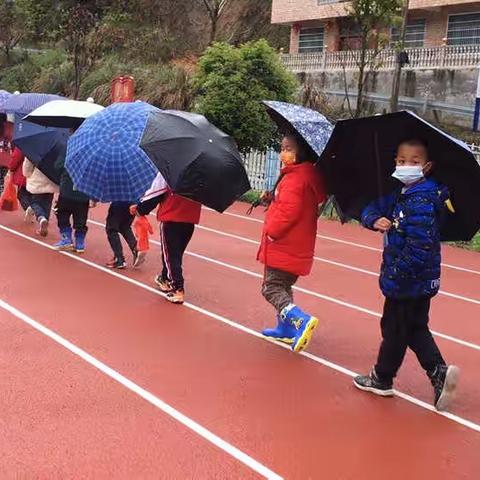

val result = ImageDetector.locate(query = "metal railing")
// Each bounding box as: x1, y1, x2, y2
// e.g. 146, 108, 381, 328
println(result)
244, 143, 480, 192
282, 45, 480, 72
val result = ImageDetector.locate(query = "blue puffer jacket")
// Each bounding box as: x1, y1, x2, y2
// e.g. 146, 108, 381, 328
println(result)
361, 178, 448, 299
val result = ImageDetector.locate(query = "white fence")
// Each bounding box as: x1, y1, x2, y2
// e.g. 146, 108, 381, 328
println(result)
244, 144, 480, 192
282, 45, 480, 73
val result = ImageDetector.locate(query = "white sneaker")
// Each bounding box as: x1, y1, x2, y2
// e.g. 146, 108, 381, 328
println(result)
38, 217, 49, 237
24, 207, 35, 223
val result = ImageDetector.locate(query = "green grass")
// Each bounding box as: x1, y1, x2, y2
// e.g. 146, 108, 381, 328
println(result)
453, 233, 480, 252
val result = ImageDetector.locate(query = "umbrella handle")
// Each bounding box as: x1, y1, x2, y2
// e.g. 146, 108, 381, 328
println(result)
374, 131, 384, 199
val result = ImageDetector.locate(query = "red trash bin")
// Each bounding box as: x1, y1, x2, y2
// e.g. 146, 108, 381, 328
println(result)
111, 76, 135, 103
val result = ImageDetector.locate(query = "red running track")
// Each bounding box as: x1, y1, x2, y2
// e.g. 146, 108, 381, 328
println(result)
0, 203, 479, 479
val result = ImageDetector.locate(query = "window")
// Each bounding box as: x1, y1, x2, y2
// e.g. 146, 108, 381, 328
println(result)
298, 27, 324, 53
391, 19, 426, 48
339, 20, 362, 50
447, 13, 480, 46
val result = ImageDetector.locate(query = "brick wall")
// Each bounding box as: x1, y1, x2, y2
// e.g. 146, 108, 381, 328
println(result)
285, 4, 480, 52
272, 0, 480, 24
272, 0, 349, 24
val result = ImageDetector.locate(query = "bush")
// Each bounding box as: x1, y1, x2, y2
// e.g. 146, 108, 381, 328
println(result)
194, 39, 298, 153
0, 49, 67, 94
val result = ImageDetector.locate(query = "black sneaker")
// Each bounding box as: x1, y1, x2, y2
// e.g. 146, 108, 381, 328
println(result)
106, 258, 126, 269
133, 250, 146, 268
429, 365, 460, 411
353, 369, 394, 397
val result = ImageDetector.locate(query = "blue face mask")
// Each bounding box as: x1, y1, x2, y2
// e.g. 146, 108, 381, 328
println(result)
392, 166, 424, 185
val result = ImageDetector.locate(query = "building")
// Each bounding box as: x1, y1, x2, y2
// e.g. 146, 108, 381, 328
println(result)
272, 0, 480, 53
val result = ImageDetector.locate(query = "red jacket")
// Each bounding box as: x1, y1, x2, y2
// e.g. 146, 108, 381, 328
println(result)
257, 162, 326, 276
157, 193, 201, 224
8, 147, 26, 187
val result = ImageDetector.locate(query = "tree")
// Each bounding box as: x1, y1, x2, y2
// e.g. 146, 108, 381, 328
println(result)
197, 0, 232, 43
390, 0, 410, 112
194, 39, 298, 153
60, 4, 100, 99
0, 0, 24, 63
346, 0, 402, 117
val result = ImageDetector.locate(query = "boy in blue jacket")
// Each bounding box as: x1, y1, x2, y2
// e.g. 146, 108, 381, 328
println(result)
354, 139, 459, 411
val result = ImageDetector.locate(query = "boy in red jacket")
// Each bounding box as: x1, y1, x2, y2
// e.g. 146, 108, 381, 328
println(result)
258, 134, 326, 352
136, 185, 201, 305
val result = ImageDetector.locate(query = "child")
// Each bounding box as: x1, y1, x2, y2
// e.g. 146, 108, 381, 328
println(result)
258, 133, 327, 353
53, 150, 92, 253
354, 138, 459, 411
136, 191, 201, 305
22, 158, 58, 237
105, 201, 139, 269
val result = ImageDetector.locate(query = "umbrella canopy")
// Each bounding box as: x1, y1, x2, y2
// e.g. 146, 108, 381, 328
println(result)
3, 93, 65, 115
0, 90, 11, 114
13, 113, 68, 184
263, 100, 333, 158
66, 101, 160, 202
320, 111, 480, 241
24, 99, 104, 129
140, 110, 251, 212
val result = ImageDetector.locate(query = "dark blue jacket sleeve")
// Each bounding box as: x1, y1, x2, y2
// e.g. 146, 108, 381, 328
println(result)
361, 193, 396, 230
391, 198, 438, 277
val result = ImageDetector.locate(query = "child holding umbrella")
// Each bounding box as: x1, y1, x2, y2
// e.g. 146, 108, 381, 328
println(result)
354, 138, 459, 411
258, 133, 327, 352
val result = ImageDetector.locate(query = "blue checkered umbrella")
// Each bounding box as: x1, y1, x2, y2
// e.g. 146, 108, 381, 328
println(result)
0, 90, 11, 113
3, 93, 65, 115
263, 101, 333, 158
66, 101, 160, 202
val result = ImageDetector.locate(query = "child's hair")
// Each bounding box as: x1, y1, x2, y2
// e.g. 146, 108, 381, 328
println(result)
284, 132, 316, 164
397, 138, 429, 159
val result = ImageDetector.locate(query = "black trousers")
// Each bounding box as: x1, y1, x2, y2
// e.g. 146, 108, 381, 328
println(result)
56, 196, 89, 233
375, 297, 446, 382
106, 203, 137, 261
160, 222, 195, 290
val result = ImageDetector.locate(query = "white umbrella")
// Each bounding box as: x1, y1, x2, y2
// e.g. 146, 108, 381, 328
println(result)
24, 99, 105, 129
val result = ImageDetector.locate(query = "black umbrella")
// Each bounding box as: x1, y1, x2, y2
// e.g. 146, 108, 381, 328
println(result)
140, 110, 251, 212
320, 111, 480, 241
13, 113, 68, 184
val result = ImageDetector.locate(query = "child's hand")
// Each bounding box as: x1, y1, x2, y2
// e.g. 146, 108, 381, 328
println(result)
373, 217, 392, 232
89, 200, 97, 208
129, 205, 138, 216
260, 191, 273, 203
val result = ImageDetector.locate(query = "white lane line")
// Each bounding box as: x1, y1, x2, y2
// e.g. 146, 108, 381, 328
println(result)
0, 298, 282, 480
195, 224, 480, 306
87, 219, 480, 352
203, 207, 480, 276
1, 223, 479, 434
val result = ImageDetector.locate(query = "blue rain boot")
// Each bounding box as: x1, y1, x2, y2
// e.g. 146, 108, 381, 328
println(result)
262, 316, 296, 345
54, 227, 73, 251
281, 304, 319, 353
74, 230, 86, 253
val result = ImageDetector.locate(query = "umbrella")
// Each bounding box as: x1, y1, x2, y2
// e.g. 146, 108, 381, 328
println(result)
66, 101, 161, 202
13, 113, 68, 184
0, 90, 11, 114
140, 109, 251, 212
263, 101, 333, 158
3, 93, 65, 115
66, 102, 251, 211
24, 99, 104, 129
320, 110, 480, 241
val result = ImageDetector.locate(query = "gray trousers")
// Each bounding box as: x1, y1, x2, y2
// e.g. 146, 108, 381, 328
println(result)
262, 267, 298, 314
